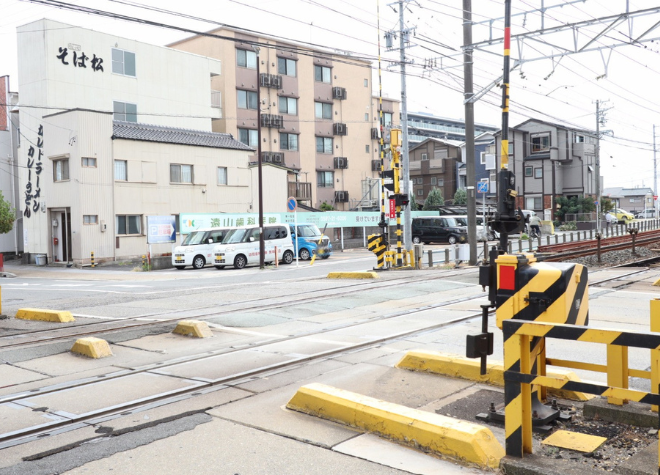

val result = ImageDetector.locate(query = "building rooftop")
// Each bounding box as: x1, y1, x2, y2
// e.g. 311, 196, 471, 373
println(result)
602, 186, 655, 197
112, 121, 254, 151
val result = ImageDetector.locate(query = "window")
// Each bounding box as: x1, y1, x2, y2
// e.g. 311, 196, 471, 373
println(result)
116, 215, 141, 235
380, 112, 393, 127
237, 90, 258, 110
170, 164, 193, 183
53, 159, 69, 181
82, 157, 96, 167
83, 215, 98, 225
265, 226, 287, 240
535, 168, 543, 179
114, 160, 127, 180
531, 133, 550, 153
316, 137, 333, 154
431, 177, 437, 185
364, 79, 369, 87
238, 128, 258, 147
314, 102, 332, 119
417, 189, 423, 196
365, 145, 370, 153
365, 113, 369, 121
421, 153, 428, 161
277, 57, 296, 76
278, 96, 298, 115
480, 152, 486, 165
314, 65, 331, 83
280, 133, 299, 151
526, 197, 543, 210
113, 101, 137, 122
575, 135, 585, 143
525, 166, 533, 177
417, 177, 424, 184
317, 171, 334, 187
111, 48, 136, 76
236, 49, 257, 69
217, 167, 227, 185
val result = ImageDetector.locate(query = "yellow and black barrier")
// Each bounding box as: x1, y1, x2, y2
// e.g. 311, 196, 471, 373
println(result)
503, 318, 660, 468
367, 234, 387, 269
91, 251, 96, 268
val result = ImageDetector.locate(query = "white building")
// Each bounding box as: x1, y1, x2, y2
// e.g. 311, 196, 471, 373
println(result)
15, 19, 286, 265
0, 75, 21, 257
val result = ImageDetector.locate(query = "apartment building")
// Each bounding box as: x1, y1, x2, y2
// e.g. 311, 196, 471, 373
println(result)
407, 112, 498, 147
493, 118, 599, 218
170, 27, 388, 211
14, 19, 285, 265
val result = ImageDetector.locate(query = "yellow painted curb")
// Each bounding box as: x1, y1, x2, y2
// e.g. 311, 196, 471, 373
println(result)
70, 337, 112, 359
16, 308, 74, 323
327, 272, 379, 279
287, 383, 504, 469
396, 350, 594, 401
172, 320, 213, 338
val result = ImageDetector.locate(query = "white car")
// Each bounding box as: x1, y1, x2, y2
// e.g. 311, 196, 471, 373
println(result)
172, 227, 232, 270
213, 224, 294, 269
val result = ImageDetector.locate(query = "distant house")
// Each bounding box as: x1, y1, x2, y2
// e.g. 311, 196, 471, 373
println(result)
409, 137, 463, 205
602, 187, 655, 212
458, 132, 496, 205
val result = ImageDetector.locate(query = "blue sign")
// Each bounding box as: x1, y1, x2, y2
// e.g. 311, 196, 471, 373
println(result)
477, 181, 489, 193
147, 215, 176, 244
287, 196, 297, 212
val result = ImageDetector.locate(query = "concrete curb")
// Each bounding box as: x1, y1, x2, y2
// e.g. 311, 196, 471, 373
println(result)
71, 337, 113, 358
396, 350, 594, 401
326, 271, 379, 279
15, 308, 75, 323
286, 382, 504, 469
172, 320, 213, 338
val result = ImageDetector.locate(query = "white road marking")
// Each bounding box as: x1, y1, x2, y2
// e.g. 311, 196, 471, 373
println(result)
107, 285, 152, 288
51, 284, 95, 287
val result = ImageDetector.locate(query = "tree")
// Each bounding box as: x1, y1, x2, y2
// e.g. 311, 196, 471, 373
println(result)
0, 191, 14, 235
554, 195, 596, 221
453, 188, 467, 205
320, 201, 333, 211
423, 187, 444, 210
600, 197, 614, 214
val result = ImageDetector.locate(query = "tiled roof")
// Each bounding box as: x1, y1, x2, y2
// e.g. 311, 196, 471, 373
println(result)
603, 186, 654, 197
112, 121, 254, 151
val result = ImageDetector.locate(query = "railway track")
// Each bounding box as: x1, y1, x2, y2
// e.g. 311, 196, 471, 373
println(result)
0, 264, 653, 449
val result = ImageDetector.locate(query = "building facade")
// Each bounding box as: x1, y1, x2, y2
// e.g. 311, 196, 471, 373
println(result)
407, 112, 498, 147
0, 75, 22, 255
602, 187, 655, 213
15, 19, 285, 265
170, 28, 390, 211
409, 138, 462, 205
494, 119, 599, 218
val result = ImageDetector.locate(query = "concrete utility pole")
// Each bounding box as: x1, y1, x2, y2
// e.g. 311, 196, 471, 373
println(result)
654, 124, 657, 214
595, 100, 601, 212
255, 47, 265, 269
462, 0, 477, 265
398, 0, 412, 251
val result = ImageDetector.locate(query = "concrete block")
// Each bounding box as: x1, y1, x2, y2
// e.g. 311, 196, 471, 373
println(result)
16, 308, 74, 323
327, 272, 379, 279
172, 320, 213, 338
583, 397, 658, 428
70, 337, 113, 359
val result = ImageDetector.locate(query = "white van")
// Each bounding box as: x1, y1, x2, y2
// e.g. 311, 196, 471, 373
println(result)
172, 227, 232, 270
213, 224, 295, 269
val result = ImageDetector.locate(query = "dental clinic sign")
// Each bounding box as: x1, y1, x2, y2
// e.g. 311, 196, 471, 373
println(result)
180, 211, 437, 234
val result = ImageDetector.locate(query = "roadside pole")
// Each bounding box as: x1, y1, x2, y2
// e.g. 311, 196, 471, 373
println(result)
287, 196, 298, 267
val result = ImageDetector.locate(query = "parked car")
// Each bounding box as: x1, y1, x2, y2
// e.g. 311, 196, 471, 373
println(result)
411, 217, 468, 244
614, 208, 634, 224
635, 209, 656, 219
172, 227, 232, 269
212, 224, 294, 269
289, 223, 333, 260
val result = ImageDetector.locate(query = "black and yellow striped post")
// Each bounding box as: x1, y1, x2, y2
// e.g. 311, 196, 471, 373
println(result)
91, 251, 96, 268
367, 234, 387, 270
390, 128, 403, 267
503, 325, 532, 457
375, 6, 390, 268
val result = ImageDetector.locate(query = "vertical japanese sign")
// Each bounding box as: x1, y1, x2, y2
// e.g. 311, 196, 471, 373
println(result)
389, 199, 396, 219
24, 124, 43, 218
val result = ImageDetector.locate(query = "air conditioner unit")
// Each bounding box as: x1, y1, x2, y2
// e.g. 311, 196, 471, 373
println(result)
371, 160, 381, 171
262, 152, 273, 163
272, 153, 284, 164
332, 87, 347, 100
371, 128, 379, 140
259, 73, 270, 87
333, 123, 347, 136
271, 75, 282, 89
334, 157, 348, 169
335, 191, 349, 203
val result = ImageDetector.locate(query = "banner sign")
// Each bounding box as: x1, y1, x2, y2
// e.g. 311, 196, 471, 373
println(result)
180, 211, 437, 234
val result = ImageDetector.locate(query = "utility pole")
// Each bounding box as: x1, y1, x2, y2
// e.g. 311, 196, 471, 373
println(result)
255, 47, 265, 269
654, 124, 657, 214
463, 0, 477, 265
398, 0, 412, 251
596, 100, 600, 230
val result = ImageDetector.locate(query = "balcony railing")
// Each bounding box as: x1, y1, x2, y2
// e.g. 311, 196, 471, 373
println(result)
288, 181, 312, 201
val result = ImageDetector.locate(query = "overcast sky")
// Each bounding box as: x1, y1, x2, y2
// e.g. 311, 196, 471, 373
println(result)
2, 0, 660, 192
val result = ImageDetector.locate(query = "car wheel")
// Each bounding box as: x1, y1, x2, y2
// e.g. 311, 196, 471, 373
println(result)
175, 266, 185, 270
412, 236, 421, 244
448, 235, 457, 244
214, 265, 225, 270
321, 254, 330, 259
282, 250, 294, 264
299, 248, 311, 260
234, 254, 247, 269
192, 255, 205, 269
